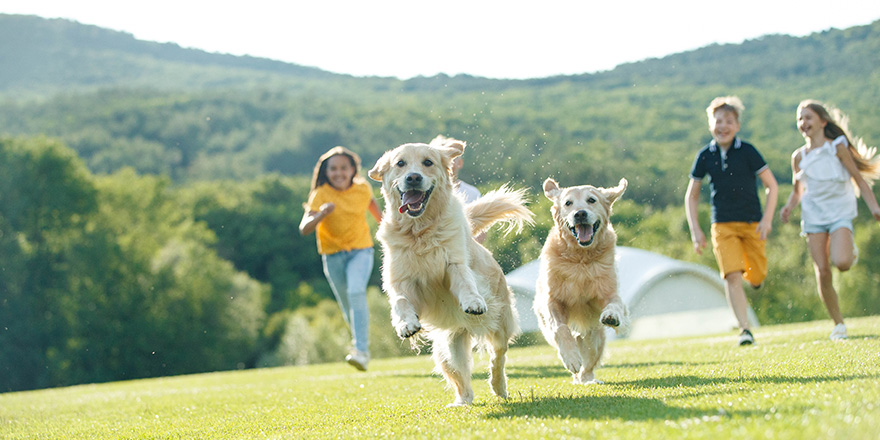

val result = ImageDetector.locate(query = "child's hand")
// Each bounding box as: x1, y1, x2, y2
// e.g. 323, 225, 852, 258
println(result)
691, 230, 707, 255
756, 219, 772, 241
319, 202, 336, 216
780, 205, 792, 223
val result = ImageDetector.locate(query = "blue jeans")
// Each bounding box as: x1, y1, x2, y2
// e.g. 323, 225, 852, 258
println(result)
322, 247, 374, 353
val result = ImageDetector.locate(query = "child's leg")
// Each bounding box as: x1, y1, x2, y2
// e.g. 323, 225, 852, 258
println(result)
741, 223, 767, 287
322, 252, 352, 328
807, 233, 844, 325
712, 223, 752, 330
345, 248, 374, 354
828, 227, 855, 272
723, 271, 751, 330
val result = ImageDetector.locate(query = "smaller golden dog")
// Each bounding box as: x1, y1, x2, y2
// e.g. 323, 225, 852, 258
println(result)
533, 178, 630, 384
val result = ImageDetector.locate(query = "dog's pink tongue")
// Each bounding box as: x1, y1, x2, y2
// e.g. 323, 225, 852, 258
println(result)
398, 190, 425, 213
576, 224, 593, 243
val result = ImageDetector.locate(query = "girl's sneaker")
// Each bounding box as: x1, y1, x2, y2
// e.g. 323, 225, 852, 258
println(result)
346, 350, 370, 371
830, 323, 847, 341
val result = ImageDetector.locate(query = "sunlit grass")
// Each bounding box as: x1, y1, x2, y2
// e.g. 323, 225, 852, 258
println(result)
2, 317, 879, 439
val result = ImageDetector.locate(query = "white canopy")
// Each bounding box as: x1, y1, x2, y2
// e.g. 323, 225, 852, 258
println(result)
505, 246, 759, 340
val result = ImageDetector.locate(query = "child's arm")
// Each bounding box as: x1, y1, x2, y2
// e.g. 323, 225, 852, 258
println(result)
299, 203, 335, 235
684, 179, 706, 254
836, 145, 880, 222
780, 150, 803, 223
756, 168, 778, 240
368, 198, 382, 223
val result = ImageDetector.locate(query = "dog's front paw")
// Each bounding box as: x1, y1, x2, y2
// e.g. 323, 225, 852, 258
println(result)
600, 303, 629, 334
600, 311, 620, 328
395, 317, 421, 339
460, 295, 487, 315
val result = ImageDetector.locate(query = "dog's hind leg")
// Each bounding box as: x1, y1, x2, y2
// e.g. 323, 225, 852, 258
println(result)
434, 330, 474, 406
574, 326, 606, 384
486, 331, 510, 399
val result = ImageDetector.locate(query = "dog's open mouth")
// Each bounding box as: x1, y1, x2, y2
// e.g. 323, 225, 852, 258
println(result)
570, 220, 601, 246
398, 187, 433, 217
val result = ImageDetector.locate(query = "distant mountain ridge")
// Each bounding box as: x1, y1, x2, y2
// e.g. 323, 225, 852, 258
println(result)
570, 20, 880, 88
4, 13, 879, 96
0, 14, 344, 95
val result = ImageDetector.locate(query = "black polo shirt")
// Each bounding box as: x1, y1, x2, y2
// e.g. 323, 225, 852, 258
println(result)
689, 138, 769, 223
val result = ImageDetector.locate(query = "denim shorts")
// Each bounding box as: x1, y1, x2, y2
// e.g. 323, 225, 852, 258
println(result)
801, 218, 853, 236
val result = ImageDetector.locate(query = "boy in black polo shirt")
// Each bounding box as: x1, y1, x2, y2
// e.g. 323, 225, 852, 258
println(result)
685, 96, 779, 346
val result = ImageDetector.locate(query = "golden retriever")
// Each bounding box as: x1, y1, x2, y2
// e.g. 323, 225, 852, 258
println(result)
533, 178, 630, 384
368, 137, 533, 406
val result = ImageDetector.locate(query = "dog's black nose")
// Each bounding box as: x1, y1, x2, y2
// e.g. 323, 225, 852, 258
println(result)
574, 210, 588, 222
405, 173, 423, 186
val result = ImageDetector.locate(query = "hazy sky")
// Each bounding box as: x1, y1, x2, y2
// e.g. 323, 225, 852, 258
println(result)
4, 1, 880, 79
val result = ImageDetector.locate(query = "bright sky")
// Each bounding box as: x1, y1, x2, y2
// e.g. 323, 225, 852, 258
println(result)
4, 1, 880, 80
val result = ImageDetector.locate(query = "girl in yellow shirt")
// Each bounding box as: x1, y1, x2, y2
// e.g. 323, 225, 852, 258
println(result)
299, 146, 382, 370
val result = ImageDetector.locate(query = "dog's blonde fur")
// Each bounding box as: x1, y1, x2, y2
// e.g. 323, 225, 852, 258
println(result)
369, 137, 533, 406
533, 178, 630, 384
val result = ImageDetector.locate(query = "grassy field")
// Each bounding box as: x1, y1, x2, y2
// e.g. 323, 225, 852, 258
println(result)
2, 316, 879, 439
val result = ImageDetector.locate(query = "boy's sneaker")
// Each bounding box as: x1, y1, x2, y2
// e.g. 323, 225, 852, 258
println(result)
830, 323, 847, 341
345, 350, 370, 371
738, 329, 754, 346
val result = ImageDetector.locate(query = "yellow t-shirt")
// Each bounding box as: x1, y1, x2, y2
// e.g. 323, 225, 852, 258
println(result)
306, 180, 375, 255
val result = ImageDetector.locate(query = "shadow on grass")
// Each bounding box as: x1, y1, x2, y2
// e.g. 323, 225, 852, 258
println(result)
504, 360, 720, 380
847, 334, 879, 341
613, 372, 880, 390
604, 360, 722, 369
483, 392, 752, 421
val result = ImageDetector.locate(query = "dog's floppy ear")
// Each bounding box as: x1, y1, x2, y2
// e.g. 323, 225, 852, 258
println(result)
603, 178, 628, 203
368, 150, 393, 182
543, 178, 561, 200
438, 139, 465, 160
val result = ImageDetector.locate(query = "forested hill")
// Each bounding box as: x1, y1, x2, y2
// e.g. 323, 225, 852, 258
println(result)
3, 13, 879, 94
0, 14, 346, 95
2, 14, 880, 206
554, 19, 880, 89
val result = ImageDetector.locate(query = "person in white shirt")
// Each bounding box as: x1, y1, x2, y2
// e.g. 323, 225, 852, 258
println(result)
780, 100, 880, 341
452, 156, 482, 204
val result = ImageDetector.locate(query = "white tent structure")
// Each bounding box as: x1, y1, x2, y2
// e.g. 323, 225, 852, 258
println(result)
505, 246, 759, 340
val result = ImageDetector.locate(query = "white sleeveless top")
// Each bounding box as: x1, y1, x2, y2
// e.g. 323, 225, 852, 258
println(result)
795, 135, 857, 224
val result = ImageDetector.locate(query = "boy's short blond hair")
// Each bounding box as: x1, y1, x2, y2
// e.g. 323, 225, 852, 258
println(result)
706, 96, 745, 122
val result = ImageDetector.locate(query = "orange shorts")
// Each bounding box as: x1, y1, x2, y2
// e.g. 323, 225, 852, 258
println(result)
710, 222, 767, 286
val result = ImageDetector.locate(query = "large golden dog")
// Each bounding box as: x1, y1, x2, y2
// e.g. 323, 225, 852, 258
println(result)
533, 178, 630, 384
368, 137, 533, 406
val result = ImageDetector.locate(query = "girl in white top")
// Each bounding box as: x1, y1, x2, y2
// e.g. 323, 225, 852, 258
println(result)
780, 100, 880, 341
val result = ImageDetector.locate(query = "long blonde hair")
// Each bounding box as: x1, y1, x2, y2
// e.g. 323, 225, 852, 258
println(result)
798, 99, 880, 187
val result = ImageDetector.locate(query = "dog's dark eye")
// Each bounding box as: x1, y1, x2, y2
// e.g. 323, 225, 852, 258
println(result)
423, 159, 433, 167
587, 197, 597, 204
396, 160, 406, 167
564, 200, 573, 206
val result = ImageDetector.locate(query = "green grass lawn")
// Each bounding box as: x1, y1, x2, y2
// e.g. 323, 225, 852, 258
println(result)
2, 317, 879, 439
